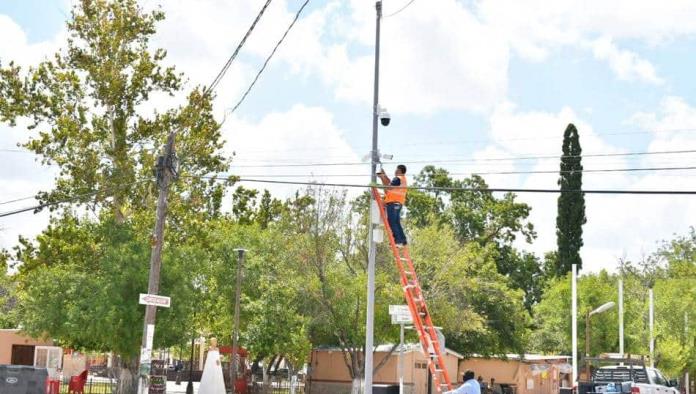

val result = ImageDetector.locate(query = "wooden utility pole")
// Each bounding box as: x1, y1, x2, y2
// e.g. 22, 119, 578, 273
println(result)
138, 132, 177, 394
230, 249, 246, 393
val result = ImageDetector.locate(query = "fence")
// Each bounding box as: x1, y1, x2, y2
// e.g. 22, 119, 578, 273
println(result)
248, 380, 305, 394
49, 377, 116, 394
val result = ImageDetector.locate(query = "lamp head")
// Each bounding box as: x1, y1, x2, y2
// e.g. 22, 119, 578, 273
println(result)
590, 301, 616, 316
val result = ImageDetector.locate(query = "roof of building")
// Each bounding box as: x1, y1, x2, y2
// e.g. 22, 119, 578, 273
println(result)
467, 354, 571, 362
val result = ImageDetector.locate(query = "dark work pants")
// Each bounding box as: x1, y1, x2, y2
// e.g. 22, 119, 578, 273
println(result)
386, 203, 407, 245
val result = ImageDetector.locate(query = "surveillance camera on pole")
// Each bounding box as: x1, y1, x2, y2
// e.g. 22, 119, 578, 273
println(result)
379, 107, 391, 126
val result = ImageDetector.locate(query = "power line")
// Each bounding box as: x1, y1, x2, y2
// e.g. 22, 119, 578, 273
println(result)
225, 148, 696, 168
0, 190, 101, 218
196, 175, 696, 195
225, 127, 696, 156
221, 165, 696, 178
205, 0, 274, 95
385, 0, 418, 17
0, 180, 150, 219
227, 0, 311, 114
0, 195, 37, 206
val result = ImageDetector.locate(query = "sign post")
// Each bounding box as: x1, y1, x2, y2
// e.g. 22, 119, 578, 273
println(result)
389, 305, 412, 394
139, 294, 172, 308
138, 294, 171, 393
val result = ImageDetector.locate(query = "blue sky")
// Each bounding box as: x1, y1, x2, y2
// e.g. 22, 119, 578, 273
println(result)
3, 0, 696, 271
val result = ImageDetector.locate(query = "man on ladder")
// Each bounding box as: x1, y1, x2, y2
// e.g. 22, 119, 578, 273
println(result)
377, 164, 408, 247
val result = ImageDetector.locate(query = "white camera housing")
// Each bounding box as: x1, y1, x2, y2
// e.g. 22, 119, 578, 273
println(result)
379, 107, 391, 126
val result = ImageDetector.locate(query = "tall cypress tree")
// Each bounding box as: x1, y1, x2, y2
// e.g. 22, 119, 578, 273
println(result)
555, 123, 586, 274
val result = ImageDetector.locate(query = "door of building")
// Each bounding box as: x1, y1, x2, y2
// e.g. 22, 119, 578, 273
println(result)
11, 344, 36, 365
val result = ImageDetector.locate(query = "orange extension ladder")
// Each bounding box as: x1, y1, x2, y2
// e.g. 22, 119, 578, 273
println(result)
371, 187, 454, 393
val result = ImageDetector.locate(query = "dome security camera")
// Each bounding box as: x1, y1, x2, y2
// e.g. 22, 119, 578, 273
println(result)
379, 108, 391, 126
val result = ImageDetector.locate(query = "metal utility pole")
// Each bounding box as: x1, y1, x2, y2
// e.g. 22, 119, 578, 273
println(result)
572, 264, 578, 384
649, 288, 655, 368
399, 323, 404, 394
619, 278, 624, 357
138, 133, 177, 394
364, 1, 382, 393
230, 249, 246, 393
585, 310, 591, 380
186, 333, 195, 394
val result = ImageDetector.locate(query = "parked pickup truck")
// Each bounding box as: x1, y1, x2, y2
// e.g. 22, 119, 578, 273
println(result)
590, 364, 679, 394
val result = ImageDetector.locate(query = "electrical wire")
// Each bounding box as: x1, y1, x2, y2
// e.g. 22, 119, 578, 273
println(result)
0, 195, 37, 206
0, 190, 102, 218
384, 0, 417, 17
225, 149, 696, 168
205, 0, 274, 95
194, 175, 696, 195
226, 127, 696, 156
0, 180, 150, 218
219, 165, 696, 178
227, 0, 311, 114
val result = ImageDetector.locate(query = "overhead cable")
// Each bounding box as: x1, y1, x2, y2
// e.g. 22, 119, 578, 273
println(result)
196, 175, 696, 195
228, 0, 311, 113
217, 165, 696, 178
226, 149, 696, 168
205, 0, 274, 95
385, 0, 417, 17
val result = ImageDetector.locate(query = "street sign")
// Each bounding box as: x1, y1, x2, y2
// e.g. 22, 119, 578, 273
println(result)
139, 294, 171, 308
389, 305, 410, 315
391, 314, 413, 324
389, 305, 413, 324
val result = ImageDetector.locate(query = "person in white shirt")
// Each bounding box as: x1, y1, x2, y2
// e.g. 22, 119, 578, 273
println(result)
446, 370, 481, 394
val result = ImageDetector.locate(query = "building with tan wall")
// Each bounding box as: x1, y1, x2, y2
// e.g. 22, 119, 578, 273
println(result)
307, 344, 463, 394
458, 355, 572, 394
0, 329, 56, 366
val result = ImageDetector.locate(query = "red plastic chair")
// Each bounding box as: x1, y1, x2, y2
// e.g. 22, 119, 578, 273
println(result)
68, 370, 88, 394
45, 378, 60, 394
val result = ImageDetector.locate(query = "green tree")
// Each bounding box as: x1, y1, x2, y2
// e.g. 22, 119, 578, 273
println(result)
0, 251, 18, 328
1, 2, 231, 391
408, 224, 531, 356
408, 167, 543, 310
13, 213, 203, 393
555, 123, 586, 274
0, 0, 229, 223
277, 188, 402, 392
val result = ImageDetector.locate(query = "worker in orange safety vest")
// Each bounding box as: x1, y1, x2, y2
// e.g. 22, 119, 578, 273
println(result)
377, 164, 408, 247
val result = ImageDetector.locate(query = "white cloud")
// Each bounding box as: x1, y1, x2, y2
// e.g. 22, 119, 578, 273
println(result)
0, 15, 65, 66
263, 0, 510, 114
471, 101, 696, 272
587, 37, 663, 85
222, 104, 362, 198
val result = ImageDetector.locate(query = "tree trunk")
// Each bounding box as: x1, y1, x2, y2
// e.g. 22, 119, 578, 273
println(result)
116, 357, 138, 394
351, 377, 363, 394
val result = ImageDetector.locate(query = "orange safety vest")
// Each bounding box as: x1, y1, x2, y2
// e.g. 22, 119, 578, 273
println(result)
384, 175, 407, 204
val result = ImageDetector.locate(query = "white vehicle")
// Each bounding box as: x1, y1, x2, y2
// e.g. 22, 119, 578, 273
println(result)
592, 365, 679, 394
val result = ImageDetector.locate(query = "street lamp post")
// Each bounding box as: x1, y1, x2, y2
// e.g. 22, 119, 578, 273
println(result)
365, 1, 383, 394
585, 302, 616, 379
186, 332, 195, 394
231, 249, 246, 393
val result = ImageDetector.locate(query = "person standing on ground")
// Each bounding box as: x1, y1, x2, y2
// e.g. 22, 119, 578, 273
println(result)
446, 370, 482, 394
377, 164, 408, 247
